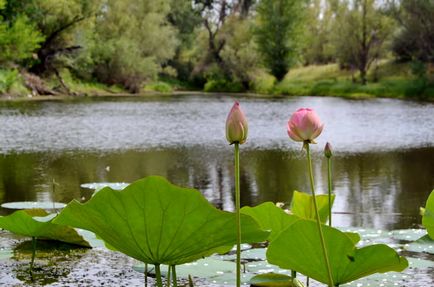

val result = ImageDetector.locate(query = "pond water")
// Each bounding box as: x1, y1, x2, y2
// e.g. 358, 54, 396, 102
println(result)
0, 94, 434, 232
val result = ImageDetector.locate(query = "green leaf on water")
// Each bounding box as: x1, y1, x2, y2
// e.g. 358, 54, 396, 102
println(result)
241, 202, 300, 241
0, 209, 90, 247
53, 176, 269, 265
406, 234, 434, 254
267, 219, 408, 285
249, 273, 304, 287
291, 190, 334, 223
422, 190, 434, 239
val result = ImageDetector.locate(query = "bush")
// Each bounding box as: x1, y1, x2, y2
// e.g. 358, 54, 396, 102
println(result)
250, 72, 276, 94
144, 82, 173, 93
0, 69, 19, 94
204, 80, 244, 93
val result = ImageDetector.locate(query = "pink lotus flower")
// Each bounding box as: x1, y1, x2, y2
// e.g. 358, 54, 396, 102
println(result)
287, 108, 324, 143
226, 102, 248, 144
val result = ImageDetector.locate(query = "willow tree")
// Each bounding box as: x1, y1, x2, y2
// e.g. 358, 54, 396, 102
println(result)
255, 0, 306, 81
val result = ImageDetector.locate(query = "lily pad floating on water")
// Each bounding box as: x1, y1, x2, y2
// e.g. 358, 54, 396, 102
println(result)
0, 209, 90, 247
406, 235, 434, 255
54, 176, 269, 266
80, 182, 129, 191
249, 273, 304, 287
1, 201, 66, 210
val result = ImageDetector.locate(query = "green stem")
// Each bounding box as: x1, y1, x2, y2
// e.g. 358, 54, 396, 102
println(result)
234, 142, 241, 287
172, 265, 178, 287
327, 157, 333, 227
155, 264, 163, 287
167, 265, 171, 287
291, 270, 296, 278
306, 144, 334, 287
306, 277, 309, 287
30, 236, 36, 277
144, 263, 148, 287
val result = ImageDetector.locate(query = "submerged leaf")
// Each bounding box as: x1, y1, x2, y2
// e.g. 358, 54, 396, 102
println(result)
0, 209, 90, 247
291, 190, 334, 223
241, 202, 299, 241
422, 190, 434, 239
267, 219, 408, 285
54, 176, 269, 265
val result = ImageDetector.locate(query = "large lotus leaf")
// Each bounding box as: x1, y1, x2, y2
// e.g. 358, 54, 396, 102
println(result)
0, 209, 90, 247
53, 176, 269, 266
291, 190, 335, 223
422, 190, 434, 239
267, 219, 408, 285
241, 202, 300, 241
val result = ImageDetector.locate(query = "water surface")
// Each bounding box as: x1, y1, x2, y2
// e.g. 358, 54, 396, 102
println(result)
1, 95, 433, 230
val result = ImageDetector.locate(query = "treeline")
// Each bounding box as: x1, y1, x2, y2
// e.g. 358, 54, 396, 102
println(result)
0, 0, 432, 97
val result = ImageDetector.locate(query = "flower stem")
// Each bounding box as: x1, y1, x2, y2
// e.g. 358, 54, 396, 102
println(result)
327, 157, 333, 227
144, 263, 148, 287
234, 142, 241, 287
167, 265, 171, 287
155, 264, 163, 287
172, 265, 178, 287
305, 143, 334, 287
30, 236, 36, 279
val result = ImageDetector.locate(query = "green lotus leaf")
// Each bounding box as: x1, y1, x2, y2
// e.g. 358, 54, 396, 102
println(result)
249, 273, 304, 287
0, 209, 90, 247
422, 190, 434, 239
291, 190, 335, 223
267, 219, 408, 285
53, 176, 269, 266
241, 202, 300, 241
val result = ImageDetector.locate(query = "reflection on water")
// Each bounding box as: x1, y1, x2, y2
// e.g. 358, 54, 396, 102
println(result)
0, 95, 433, 230
1, 147, 433, 230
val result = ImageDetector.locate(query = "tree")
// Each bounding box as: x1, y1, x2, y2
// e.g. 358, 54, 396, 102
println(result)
0, 0, 44, 66
389, 0, 434, 62
333, 0, 394, 84
302, 0, 336, 65
255, 0, 306, 81
79, 0, 178, 92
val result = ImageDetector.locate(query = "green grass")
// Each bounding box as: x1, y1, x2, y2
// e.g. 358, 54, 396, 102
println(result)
274, 62, 434, 100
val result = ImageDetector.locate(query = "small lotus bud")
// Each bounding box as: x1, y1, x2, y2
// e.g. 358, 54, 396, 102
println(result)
287, 108, 324, 144
324, 142, 333, 158
226, 102, 248, 145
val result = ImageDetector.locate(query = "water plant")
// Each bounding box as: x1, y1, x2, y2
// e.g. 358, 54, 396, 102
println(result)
421, 190, 434, 239
0, 209, 90, 276
324, 142, 333, 226
53, 176, 268, 287
257, 108, 408, 287
226, 101, 249, 287
287, 108, 333, 286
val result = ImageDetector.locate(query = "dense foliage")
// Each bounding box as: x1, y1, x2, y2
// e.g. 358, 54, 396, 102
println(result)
0, 0, 432, 96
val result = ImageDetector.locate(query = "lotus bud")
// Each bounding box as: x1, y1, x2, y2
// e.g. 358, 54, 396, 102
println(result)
324, 142, 333, 158
226, 102, 248, 145
287, 108, 324, 144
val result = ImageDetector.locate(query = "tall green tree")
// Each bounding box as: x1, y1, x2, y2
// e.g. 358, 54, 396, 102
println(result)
79, 0, 178, 92
389, 0, 434, 62
255, 0, 306, 81
333, 0, 394, 84
302, 0, 336, 65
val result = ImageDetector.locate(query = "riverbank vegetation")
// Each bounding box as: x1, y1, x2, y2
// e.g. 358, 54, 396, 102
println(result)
0, 0, 432, 99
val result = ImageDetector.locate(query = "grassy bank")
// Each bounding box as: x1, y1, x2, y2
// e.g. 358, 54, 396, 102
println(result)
273, 62, 434, 100
1, 61, 433, 100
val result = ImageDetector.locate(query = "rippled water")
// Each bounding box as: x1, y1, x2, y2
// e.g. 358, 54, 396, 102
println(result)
1, 95, 434, 230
